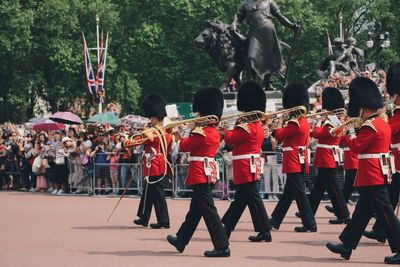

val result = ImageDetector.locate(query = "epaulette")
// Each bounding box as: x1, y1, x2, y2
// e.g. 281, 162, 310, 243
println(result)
380, 113, 389, 122
288, 119, 300, 127
235, 123, 250, 133
191, 127, 206, 137
360, 119, 377, 132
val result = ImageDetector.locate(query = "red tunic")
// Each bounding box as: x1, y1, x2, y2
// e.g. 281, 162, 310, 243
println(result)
274, 117, 309, 174
341, 135, 358, 170
224, 121, 264, 184
347, 116, 391, 187
312, 123, 341, 168
179, 126, 220, 185
389, 108, 400, 172
124, 127, 171, 177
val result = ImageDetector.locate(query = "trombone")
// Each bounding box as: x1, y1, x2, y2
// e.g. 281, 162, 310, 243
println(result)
123, 115, 219, 148
219, 111, 265, 128
329, 117, 363, 137
305, 108, 347, 119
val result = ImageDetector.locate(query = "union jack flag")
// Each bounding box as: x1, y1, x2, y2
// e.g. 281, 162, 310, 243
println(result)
82, 33, 96, 95
96, 31, 108, 95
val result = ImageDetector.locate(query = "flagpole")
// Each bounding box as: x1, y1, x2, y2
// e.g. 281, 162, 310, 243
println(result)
96, 14, 102, 113
339, 11, 344, 42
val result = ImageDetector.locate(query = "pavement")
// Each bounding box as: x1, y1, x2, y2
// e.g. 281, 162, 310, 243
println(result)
0, 192, 391, 267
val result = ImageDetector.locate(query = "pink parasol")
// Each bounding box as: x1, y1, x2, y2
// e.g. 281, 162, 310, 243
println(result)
50, 112, 83, 125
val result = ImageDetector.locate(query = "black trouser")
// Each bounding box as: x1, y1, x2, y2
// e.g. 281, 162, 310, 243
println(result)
222, 181, 271, 233
309, 168, 350, 219
176, 183, 229, 249
271, 172, 316, 227
340, 185, 400, 253
371, 173, 400, 236
343, 169, 357, 203
137, 176, 169, 224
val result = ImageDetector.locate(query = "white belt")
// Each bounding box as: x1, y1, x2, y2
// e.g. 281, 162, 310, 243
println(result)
343, 147, 350, 151
358, 153, 389, 159
282, 146, 306, 152
391, 144, 400, 149
188, 156, 215, 162
316, 144, 339, 149
232, 154, 260, 160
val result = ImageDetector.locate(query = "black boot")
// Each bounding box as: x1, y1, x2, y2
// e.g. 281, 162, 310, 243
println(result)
384, 253, 400, 264
167, 235, 185, 253
248, 232, 272, 242
326, 242, 352, 260
270, 218, 280, 230
204, 247, 230, 257
133, 218, 148, 227
295, 212, 301, 219
294, 225, 317, 232
325, 205, 335, 214
363, 230, 386, 243
150, 222, 170, 229
329, 217, 350, 225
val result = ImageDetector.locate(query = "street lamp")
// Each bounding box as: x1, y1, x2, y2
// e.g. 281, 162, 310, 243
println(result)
366, 31, 390, 70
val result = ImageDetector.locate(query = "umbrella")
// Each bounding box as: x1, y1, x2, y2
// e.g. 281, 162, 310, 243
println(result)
29, 117, 45, 123
121, 115, 150, 128
50, 111, 83, 125
87, 112, 121, 125
32, 119, 64, 131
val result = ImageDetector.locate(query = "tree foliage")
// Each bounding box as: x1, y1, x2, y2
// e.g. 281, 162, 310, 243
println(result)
0, 0, 398, 122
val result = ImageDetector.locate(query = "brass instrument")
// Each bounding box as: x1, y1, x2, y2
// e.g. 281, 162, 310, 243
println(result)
219, 111, 265, 128
264, 106, 308, 120
329, 117, 363, 137
305, 108, 347, 119
123, 115, 219, 147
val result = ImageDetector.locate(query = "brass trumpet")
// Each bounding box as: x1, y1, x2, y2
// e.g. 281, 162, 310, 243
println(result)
123, 115, 219, 147
329, 117, 363, 137
305, 108, 347, 119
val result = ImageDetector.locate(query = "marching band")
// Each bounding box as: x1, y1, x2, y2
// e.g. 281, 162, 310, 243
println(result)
115, 70, 400, 264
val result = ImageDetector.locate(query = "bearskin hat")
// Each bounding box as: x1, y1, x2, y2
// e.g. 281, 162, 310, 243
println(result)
387, 63, 400, 96
192, 86, 224, 119
347, 77, 383, 116
322, 87, 344, 111
141, 93, 167, 120
282, 83, 310, 111
237, 80, 266, 112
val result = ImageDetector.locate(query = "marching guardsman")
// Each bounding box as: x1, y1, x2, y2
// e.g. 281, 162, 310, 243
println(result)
326, 77, 400, 265
325, 132, 359, 213
125, 94, 171, 229
221, 81, 272, 242
270, 83, 317, 232
363, 63, 400, 244
167, 87, 230, 257
307, 87, 350, 224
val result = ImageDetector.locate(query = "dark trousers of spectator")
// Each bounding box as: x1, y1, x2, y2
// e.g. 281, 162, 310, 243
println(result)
222, 181, 271, 233
309, 168, 350, 219
371, 173, 400, 236
7, 159, 20, 189
271, 172, 316, 227
137, 176, 169, 224
176, 183, 229, 250
340, 185, 400, 253
343, 169, 357, 202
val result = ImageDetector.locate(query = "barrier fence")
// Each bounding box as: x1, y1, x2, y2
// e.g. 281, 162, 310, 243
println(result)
0, 151, 349, 198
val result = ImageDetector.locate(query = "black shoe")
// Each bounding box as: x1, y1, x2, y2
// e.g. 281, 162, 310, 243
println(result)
326, 242, 352, 260
167, 235, 185, 253
363, 230, 386, 244
295, 212, 301, 219
248, 232, 272, 242
329, 217, 350, 225
223, 226, 231, 239
204, 247, 230, 257
133, 218, 148, 227
385, 253, 400, 264
150, 222, 170, 229
294, 225, 317, 232
270, 218, 280, 230
325, 205, 335, 214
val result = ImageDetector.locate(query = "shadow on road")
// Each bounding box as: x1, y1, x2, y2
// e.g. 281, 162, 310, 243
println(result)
87, 250, 203, 258
246, 255, 382, 265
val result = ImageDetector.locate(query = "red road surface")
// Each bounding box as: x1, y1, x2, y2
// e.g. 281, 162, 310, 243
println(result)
0, 192, 390, 266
